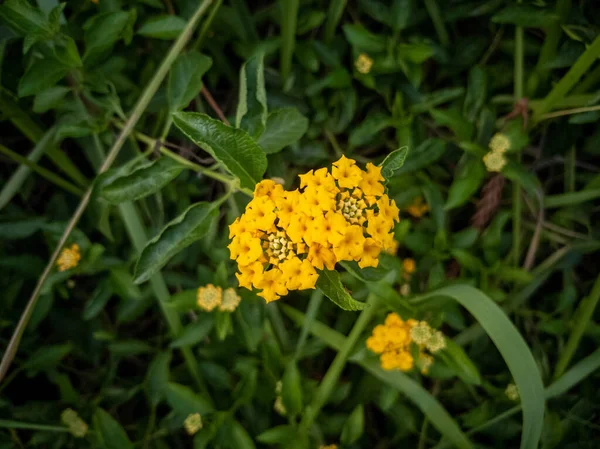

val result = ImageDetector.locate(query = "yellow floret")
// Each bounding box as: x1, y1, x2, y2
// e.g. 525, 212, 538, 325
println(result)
183, 413, 203, 435
197, 284, 222, 311
483, 151, 507, 172
355, 53, 374, 74
56, 244, 81, 272
220, 288, 241, 312
489, 133, 511, 154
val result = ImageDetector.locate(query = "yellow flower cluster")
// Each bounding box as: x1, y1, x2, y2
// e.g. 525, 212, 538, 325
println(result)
366, 313, 445, 373
61, 408, 88, 438
319, 445, 338, 449
406, 196, 429, 218
184, 413, 203, 435
505, 383, 519, 401
483, 132, 510, 172
197, 285, 241, 312
355, 53, 374, 74
229, 156, 399, 303
56, 243, 81, 272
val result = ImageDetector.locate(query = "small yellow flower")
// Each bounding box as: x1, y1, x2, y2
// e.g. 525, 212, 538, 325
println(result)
197, 284, 222, 311
61, 408, 88, 438
418, 353, 434, 375
273, 395, 287, 416
56, 244, 81, 272
400, 283, 411, 296
183, 413, 203, 435
355, 53, 374, 74
320, 445, 338, 449
483, 151, 506, 172
426, 330, 446, 353
489, 133, 510, 154
505, 383, 519, 401
402, 258, 416, 275
220, 288, 241, 312
406, 197, 429, 218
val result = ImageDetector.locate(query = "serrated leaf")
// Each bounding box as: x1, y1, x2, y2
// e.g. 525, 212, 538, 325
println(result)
165, 382, 213, 415
134, 201, 220, 283
316, 269, 368, 311
172, 112, 267, 190
101, 157, 185, 204
236, 53, 267, 138
146, 352, 171, 406
257, 108, 309, 153
93, 408, 133, 449
380, 146, 409, 179
18, 57, 69, 97
170, 315, 214, 348
168, 51, 212, 111
138, 15, 186, 39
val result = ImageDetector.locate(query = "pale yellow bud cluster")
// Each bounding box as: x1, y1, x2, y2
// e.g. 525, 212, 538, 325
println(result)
184, 413, 203, 435
483, 133, 510, 172
505, 383, 519, 401
355, 53, 373, 74
197, 285, 241, 312
56, 244, 81, 272
61, 409, 88, 438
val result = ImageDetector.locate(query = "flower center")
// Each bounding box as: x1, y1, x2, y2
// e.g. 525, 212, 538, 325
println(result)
265, 231, 294, 263
338, 196, 365, 224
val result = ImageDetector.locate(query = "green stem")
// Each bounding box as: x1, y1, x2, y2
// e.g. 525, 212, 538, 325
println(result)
0, 144, 84, 197
294, 290, 323, 360
553, 273, 600, 379
533, 34, 600, 122
424, 0, 450, 47
512, 18, 524, 267
572, 63, 600, 94
0, 419, 69, 433
280, 0, 299, 87
0, 0, 214, 384
324, 0, 346, 44
191, 0, 223, 51
300, 294, 378, 430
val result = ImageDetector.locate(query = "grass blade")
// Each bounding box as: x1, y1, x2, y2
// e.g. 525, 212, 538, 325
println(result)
280, 0, 299, 85
411, 285, 545, 449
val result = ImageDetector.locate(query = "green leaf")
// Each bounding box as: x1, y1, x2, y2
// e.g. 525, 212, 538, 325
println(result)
282, 361, 303, 416
342, 24, 386, 52
93, 408, 133, 449
257, 108, 309, 154
109, 267, 142, 300
100, 157, 186, 204
221, 420, 257, 449
168, 51, 212, 111
170, 315, 214, 348
430, 108, 474, 141
445, 155, 486, 210
165, 289, 198, 312
316, 269, 368, 311
256, 425, 298, 444
83, 11, 130, 65
236, 53, 267, 138
18, 57, 69, 97
33, 86, 70, 113
502, 161, 541, 195
393, 138, 445, 175
348, 113, 394, 149
414, 285, 545, 449
341, 404, 365, 445
134, 201, 220, 284
463, 66, 487, 121
165, 382, 213, 415
397, 43, 434, 64
138, 15, 186, 39
438, 339, 482, 385
146, 352, 171, 406
492, 5, 559, 28
0, 0, 51, 35
380, 146, 409, 179
23, 343, 72, 375
172, 112, 268, 190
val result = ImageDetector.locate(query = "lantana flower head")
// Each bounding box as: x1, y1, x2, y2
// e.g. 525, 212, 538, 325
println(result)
228, 156, 399, 303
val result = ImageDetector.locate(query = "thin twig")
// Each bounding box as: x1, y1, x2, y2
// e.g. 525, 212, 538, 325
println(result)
201, 86, 230, 125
